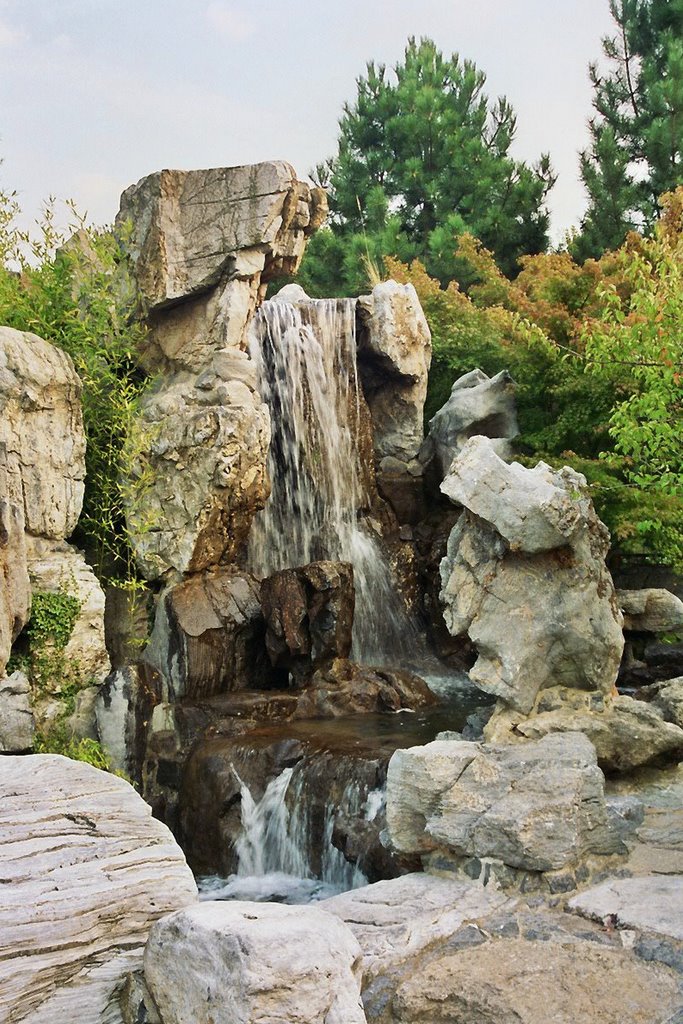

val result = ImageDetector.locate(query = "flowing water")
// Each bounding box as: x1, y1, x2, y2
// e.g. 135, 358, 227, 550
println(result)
247, 295, 422, 665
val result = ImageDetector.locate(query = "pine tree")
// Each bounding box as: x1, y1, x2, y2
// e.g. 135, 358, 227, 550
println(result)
575, 0, 683, 259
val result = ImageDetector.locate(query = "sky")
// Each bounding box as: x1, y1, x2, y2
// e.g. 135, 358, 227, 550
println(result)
0, 0, 616, 246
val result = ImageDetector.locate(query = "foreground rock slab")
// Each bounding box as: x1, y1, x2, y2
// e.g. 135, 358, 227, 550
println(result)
0, 754, 197, 1023
386, 733, 621, 875
144, 900, 367, 1024
569, 875, 683, 941
390, 938, 681, 1024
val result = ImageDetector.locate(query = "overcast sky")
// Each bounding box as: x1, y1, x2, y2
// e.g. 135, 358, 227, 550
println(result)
0, 0, 615, 246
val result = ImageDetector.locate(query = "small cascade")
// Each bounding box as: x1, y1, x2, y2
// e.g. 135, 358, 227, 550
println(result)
247, 295, 420, 664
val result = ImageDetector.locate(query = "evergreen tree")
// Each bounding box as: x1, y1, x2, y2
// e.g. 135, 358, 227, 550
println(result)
575, 0, 683, 260
309, 37, 555, 287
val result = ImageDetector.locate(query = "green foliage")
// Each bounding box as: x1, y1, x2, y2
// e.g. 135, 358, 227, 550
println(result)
8, 586, 83, 694
24, 589, 81, 652
575, 0, 683, 259
34, 721, 112, 771
0, 190, 149, 585
302, 36, 555, 293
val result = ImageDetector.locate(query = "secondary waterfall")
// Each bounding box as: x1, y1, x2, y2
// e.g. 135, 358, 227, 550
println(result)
247, 294, 421, 664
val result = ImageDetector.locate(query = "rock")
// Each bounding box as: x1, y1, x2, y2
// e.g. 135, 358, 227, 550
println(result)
96, 667, 145, 777
25, 536, 110, 686
322, 873, 513, 981
376, 456, 426, 525
486, 690, 683, 773
637, 677, 683, 728
569, 876, 683, 941
104, 585, 152, 671
143, 900, 367, 1024
0, 671, 34, 751
386, 733, 621, 872
143, 569, 268, 701
295, 658, 437, 717
0, 754, 197, 1023
63, 684, 99, 741
125, 367, 271, 579
619, 588, 683, 633
357, 281, 431, 463
439, 440, 623, 714
421, 368, 519, 481
260, 561, 354, 678
0, 325, 86, 539
117, 162, 322, 315
390, 938, 681, 1024
0, 497, 30, 675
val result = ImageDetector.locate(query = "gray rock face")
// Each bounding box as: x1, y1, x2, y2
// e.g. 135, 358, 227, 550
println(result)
386, 733, 621, 873
638, 677, 683, 729
390, 938, 681, 1024
0, 754, 197, 1024
26, 536, 110, 687
143, 569, 266, 702
143, 901, 367, 1024
439, 438, 624, 714
95, 667, 143, 776
260, 561, 355, 678
0, 671, 34, 751
0, 325, 86, 539
0, 497, 30, 676
619, 588, 683, 633
322, 873, 512, 981
486, 689, 683, 773
118, 163, 325, 580
357, 281, 431, 464
118, 162, 324, 316
569, 876, 683, 941
421, 368, 519, 481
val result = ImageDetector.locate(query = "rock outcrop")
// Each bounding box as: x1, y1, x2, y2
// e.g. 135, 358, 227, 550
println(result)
0, 497, 30, 678
439, 437, 624, 715
118, 163, 325, 580
618, 587, 683, 633
143, 901, 367, 1024
420, 367, 519, 482
0, 671, 34, 751
0, 754, 197, 1023
260, 561, 355, 680
386, 732, 621, 879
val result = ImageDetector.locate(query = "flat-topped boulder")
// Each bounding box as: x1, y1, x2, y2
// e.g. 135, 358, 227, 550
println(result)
0, 755, 197, 1023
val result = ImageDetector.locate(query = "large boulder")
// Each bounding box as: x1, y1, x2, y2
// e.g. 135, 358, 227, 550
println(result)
569, 875, 683, 941
295, 658, 437, 717
0, 754, 197, 1023
260, 561, 355, 679
439, 437, 624, 714
143, 569, 267, 701
143, 901, 367, 1024
389, 938, 681, 1024
421, 368, 519, 482
485, 688, 683, 773
0, 325, 85, 539
357, 281, 431, 465
618, 587, 683, 633
386, 733, 621, 874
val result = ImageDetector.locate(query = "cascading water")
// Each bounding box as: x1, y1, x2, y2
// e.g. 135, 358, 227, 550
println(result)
200, 762, 372, 904
247, 294, 421, 664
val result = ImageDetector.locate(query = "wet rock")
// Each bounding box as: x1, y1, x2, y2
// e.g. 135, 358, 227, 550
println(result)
0, 498, 30, 676
357, 281, 431, 464
0, 754, 197, 1023
486, 690, 683, 773
439, 438, 623, 714
25, 536, 110, 687
295, 658, 437, 717
390, 938, 681, 1024
260, 561, 354, 679
569, 876, 683, 941
421, 368, 519, 482
0, 325, 85, 539
376, 456, 426, 525
619, 588, 683, 633
96, 666, 152, 778
386, 733, 621, 872
0, 671, 34, 751
143, 569, 268, 701
143, 901, 367, 1024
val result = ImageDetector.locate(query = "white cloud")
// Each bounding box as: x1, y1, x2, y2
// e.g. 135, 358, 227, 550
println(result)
0, 15, 25, 48
205, 1, 255, 42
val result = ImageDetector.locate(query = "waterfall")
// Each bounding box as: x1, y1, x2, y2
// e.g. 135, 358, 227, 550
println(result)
247, 294, 421, 664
